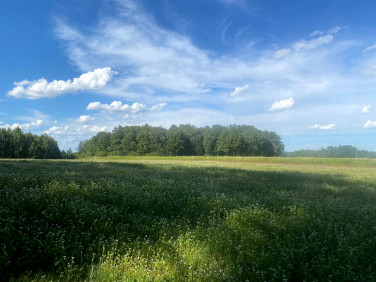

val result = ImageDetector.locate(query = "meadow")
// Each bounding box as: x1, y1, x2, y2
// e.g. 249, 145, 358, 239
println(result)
1, 157, 376, 281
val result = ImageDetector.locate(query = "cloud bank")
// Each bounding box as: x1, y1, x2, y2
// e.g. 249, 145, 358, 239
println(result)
86, 101, 167, 113
0, 120, 44, 130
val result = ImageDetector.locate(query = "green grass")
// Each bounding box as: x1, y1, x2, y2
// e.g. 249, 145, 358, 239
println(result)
83, 155, 376, 167
1, 157, 376, 280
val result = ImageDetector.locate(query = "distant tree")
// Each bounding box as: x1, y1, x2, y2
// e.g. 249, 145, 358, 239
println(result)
217, 127, 242, 156
166, 125, 189, 156
149, 126, 167, 155
78, 124, 285, 157
203, 125, 224, 155
285, 145, 376, 158
136, 125, 152, 155
62, 148, 75, 159
0, 128, 61, 159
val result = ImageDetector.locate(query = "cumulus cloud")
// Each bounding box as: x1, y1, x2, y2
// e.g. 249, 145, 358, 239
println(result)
362, 105, 371, 113
269, 98, 295, 111
7, 67, 117, 99
364, 120, 376, 128
309, 124, 336, 130
230, 84, 249, 96
45, 126, 70, 135
86, 101, 166, 113
0, 120, 44, 130
77, 115, 94, 123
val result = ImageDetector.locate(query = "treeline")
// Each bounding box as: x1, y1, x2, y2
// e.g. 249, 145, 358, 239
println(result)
286, 145, 376, 158
0, 127, 74, 159
78, 124, 284, 157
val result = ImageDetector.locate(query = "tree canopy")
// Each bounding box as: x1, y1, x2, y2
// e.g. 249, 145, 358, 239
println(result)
0, 127, 62, 159
78, 124, 284, 157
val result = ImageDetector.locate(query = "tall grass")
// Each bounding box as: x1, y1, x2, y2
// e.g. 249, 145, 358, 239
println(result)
1, 158, 375, 280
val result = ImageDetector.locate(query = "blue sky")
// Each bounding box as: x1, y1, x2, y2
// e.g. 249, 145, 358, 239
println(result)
1, 0, 376, 152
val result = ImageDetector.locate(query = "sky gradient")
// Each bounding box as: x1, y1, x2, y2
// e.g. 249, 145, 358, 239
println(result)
1, 0, 376, 151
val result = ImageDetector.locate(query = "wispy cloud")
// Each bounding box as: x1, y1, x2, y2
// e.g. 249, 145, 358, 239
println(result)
230, 84, 249, 96
310, 30, 323, 37
363, 44, 376, 52
218, 0, 257, 15
46, 0, 375, 151
7, 67, 117, 99
53, 1, 349, 109
293, 34, 333, 51
274, 48, 291, 59
309, 123, 336, 130
269, 98, 295, 112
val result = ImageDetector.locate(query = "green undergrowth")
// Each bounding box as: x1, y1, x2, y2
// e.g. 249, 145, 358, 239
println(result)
1, 158, 376, 280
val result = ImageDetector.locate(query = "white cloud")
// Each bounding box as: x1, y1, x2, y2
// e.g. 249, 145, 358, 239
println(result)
362, 105, 371, 113
309, 123, 336, 130
364, 120, 376, 128
77, 115, 94, 123
310, 30, 323, 37
54, 1, 346, 108
48, 0, 372, 151
293, 34, 333, 51
0, 120, 44, 130
274, 48, 291, 59
329, 26, 342, 34
45, 124, 107, 136
230, 84, 249, 96
364, 44, 376, 52
269, 98, 295, 111
86, 101, 167, 113
7, 67, 117, 99
89, 125, 108, 133
45, 126, 70, 135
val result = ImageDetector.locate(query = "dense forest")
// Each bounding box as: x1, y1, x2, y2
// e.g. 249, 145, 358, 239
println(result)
286, 145, 376, 158
78, 124, 284, 157
0, 127, 74, 159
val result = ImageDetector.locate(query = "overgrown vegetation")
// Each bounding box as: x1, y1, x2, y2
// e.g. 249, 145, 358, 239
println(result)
78, 124, 284, 157
1, 157, 376, 280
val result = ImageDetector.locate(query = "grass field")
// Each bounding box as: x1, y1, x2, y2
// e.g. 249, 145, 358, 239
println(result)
1, 157, 376, 281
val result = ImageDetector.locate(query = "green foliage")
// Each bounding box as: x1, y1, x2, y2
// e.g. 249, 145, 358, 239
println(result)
1, 158, 376, 280
0, 127, 61, 159
286, 145, 376, 158
61, 148, 76, 159
79, 124, 284, 157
